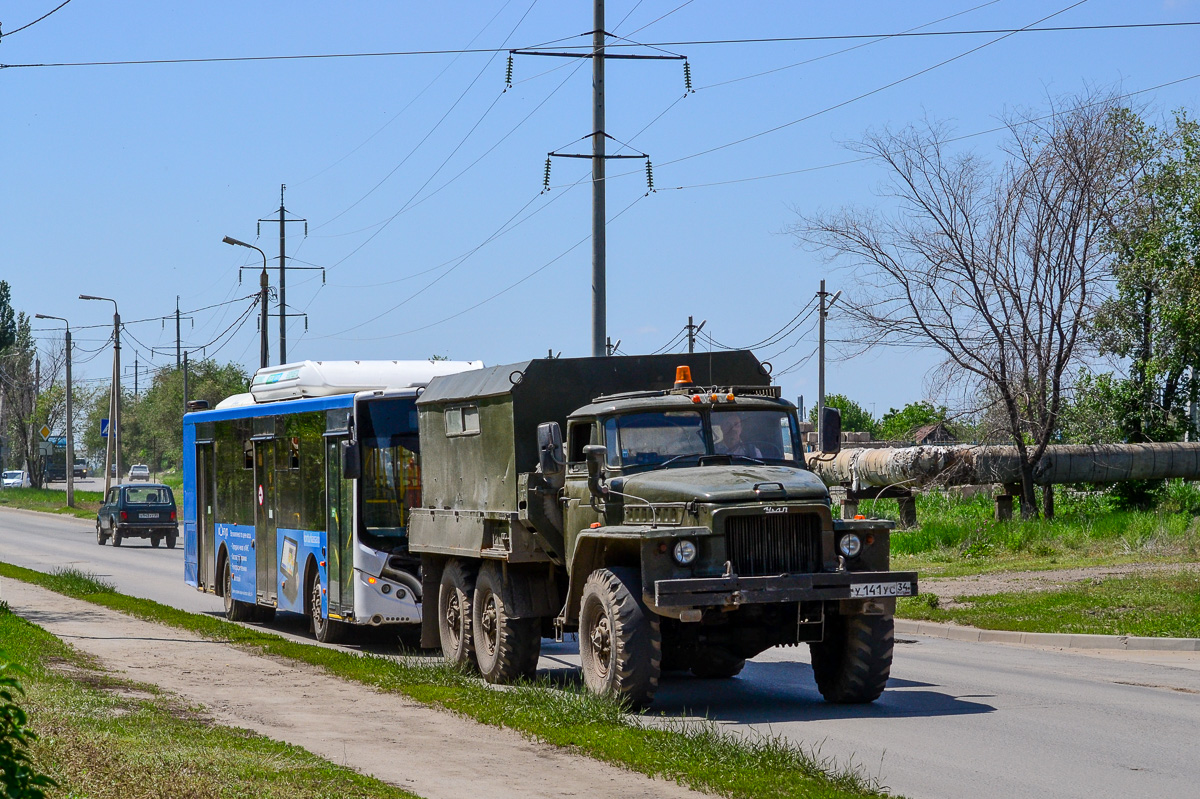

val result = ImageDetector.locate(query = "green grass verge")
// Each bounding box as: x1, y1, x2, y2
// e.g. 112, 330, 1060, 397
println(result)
0, 598, 422, 798
0, 486, 102, 519
898, 572, 1200, 638
0, 563, 891, 799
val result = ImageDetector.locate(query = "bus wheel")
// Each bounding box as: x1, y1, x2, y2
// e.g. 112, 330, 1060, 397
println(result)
578, 567, 661, 709
222, 558, 254, 622
472, 562, 540, 683
310, 572, 343, 644
437, 560, 476, 669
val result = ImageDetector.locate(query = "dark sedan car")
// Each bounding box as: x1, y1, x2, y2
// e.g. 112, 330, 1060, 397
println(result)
96, 483, 178, 548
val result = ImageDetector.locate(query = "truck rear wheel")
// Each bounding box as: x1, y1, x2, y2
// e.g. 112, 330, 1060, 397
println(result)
809, 612, 894, 704
472, 563, 541, 683
438, 559, 476, 669
578, 567, 661, 708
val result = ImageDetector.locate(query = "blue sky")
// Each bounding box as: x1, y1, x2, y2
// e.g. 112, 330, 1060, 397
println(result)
4, 0, 1199, 419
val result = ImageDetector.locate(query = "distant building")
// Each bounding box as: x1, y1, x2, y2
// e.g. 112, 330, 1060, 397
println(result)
911, 422, 956, 445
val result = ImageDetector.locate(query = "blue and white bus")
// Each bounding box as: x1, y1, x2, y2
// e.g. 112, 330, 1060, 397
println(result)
182, 359, 481, 641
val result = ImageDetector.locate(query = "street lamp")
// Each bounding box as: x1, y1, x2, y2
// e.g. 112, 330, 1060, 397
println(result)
34, 314, 75, 508
80, 294, 121, 495
223, 235, 270, 369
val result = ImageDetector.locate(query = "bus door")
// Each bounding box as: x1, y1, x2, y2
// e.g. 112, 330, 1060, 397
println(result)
254, 439, 278, 604
196, 443, 216, 590
325, 437, 353, 617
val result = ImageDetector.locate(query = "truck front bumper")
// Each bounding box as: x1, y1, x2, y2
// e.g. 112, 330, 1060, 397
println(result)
653, 570, 918, 608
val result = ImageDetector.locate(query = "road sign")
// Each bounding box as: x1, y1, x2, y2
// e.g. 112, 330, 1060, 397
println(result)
38, 441, 53, 456
100, 418, 109, 438
39, 424, 52, 441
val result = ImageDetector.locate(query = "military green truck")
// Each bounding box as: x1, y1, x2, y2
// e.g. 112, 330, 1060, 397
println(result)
410, 351, 917, 706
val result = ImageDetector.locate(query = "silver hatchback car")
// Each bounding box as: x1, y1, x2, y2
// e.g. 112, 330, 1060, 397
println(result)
128, 464, 151, 481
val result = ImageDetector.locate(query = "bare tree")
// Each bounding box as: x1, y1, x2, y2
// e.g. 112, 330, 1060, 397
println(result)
791, 91, 1138, 517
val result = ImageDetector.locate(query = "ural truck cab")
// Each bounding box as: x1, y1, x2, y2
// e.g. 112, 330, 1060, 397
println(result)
411, 353, 916, 707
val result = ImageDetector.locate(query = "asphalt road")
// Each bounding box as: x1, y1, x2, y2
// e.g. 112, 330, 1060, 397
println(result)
2, 506, 1198, 799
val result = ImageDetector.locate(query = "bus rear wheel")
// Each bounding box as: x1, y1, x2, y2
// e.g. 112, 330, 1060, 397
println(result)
310, 571, 343, 644
222, 558, 254, 622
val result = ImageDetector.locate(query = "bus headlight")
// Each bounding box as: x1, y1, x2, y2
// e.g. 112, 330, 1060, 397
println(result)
672, 539, 698, 565
838, 533, 862, 558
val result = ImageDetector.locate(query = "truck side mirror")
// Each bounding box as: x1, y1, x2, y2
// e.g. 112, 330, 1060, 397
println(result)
341, 440, 361, 480
537, 422, 565, 476
583, 444, 607, 500
819, 406, 842, 454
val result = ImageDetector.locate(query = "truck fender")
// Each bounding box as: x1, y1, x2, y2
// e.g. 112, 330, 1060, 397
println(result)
559, 531, 640, 626
420, 555, 446, 650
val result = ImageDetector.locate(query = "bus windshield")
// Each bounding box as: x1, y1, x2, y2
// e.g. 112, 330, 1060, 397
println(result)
357, 398, 421, 547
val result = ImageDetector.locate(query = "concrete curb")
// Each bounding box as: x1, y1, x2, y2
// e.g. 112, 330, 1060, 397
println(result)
896, 619, 1200, 652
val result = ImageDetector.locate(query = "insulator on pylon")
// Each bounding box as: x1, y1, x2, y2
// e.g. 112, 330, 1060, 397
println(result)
543, 156, 553, 192
505, 54, 514, 89
683, 60, 694, 94
645, 159, 655, 193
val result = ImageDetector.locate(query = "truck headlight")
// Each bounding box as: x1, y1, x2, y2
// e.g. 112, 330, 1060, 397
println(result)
672, 539, 698, 565
838, 533, 862, 558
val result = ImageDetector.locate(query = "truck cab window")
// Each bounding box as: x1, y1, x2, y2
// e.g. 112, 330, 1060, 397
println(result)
568, 423, 594, 462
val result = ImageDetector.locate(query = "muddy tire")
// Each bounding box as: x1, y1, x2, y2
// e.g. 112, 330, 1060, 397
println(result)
310, 571, 344, 643
809, 612, 894, 704
222, 557, 254, 622
578, 567, 661, 708
472, 563, 541, 683
437, 560, 477, 669
690, 647, 746, 679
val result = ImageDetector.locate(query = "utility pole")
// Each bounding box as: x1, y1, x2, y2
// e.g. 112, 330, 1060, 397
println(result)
259, 184, 307, 365
176, 296, 182, 368
817, 280, 841, 444
34, 314, 74, 507
686, 316, 706, 354
259, 268, 269, 369
514, 3, 683, 357
183, 350, 189, 410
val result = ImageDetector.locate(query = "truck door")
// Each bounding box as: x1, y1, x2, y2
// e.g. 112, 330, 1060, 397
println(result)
255, 439, 278, 604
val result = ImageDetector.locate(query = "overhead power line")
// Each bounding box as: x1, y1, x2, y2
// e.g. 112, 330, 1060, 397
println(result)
0, 0, 74, 39
5, 19, 1198, 69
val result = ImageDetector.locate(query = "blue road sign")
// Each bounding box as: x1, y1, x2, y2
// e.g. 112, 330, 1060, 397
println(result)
100, 418, 109, 438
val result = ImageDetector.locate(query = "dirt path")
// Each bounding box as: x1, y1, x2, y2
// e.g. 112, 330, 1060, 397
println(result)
921, 561, 1200, 605
0, 578, 712, 799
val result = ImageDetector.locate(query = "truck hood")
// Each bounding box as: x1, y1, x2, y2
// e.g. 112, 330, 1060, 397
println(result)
612, 465, 829, 504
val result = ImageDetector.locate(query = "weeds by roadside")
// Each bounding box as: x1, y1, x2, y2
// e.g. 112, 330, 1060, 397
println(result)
0, 487, 102, 520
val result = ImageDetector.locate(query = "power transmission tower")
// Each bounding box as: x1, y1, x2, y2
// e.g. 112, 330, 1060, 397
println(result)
258, 184, 308, 364
513, 1, 687, 356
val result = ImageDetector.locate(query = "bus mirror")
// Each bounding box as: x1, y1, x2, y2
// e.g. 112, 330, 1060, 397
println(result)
341, 440, 361, 480
583, 444, 607, 500
537, 422, 564, 476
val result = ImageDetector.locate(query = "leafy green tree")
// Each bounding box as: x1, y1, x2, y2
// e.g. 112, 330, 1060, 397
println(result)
809, 393, 877, 437
1094, 109, 1200, 444
878, 401, 951, 441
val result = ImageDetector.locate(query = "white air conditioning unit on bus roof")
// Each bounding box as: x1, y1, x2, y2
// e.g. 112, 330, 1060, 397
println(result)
248, 359, 484, 403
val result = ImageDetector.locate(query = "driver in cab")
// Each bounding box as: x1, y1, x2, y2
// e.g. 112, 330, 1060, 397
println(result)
714, 414, 763, 459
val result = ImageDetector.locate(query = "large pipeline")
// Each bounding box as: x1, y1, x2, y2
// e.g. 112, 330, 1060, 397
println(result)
804, 443, 1200, 489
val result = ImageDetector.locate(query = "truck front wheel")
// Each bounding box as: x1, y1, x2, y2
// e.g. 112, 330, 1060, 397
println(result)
438, 559, 477, 669
472, 563, 540, 683
808, 612, 894, 704
578, 568, 661, 708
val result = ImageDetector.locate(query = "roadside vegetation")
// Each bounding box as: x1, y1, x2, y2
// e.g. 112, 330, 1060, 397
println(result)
0, 596, 422, 799
0, 564, 892, 799
0, 487, 102, 520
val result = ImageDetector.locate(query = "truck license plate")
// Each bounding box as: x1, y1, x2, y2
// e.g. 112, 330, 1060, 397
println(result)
851, 582, 913, 598
138, 513, 158, 519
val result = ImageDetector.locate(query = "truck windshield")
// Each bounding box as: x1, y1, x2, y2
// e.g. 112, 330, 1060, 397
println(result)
357, 397, 421, 547
604, 408, 801, 469
604, 411, 706, 468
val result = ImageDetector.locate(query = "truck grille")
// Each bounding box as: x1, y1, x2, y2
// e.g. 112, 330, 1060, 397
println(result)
725, 513, 821, 576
